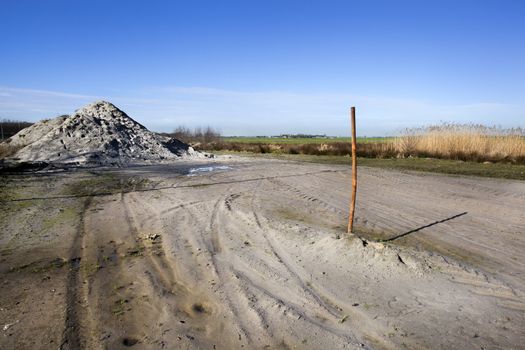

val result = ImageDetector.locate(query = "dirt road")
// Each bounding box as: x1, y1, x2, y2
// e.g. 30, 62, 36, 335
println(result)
1, 157, 524, 349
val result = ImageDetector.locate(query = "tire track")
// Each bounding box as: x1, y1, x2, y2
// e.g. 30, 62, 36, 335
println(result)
60, 197, 92, 350
249, 180, 343, 318
267, 177, 346, 216
123, 193, 189, 296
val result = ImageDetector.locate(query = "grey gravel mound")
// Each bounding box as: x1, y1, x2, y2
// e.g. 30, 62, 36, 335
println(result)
5, 101, 203, 165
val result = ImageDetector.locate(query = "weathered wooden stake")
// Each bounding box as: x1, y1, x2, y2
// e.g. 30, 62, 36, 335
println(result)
347, 107, 357, 234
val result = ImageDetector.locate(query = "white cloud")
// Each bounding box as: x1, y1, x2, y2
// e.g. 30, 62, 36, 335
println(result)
0, 85, 522, 136
0, 86, 98, 100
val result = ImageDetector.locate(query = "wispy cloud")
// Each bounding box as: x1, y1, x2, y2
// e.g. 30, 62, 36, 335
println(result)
0, 85, 522, 136
0, 86, 98, 100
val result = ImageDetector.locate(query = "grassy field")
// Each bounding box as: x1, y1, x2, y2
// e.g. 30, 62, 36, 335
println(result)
206, 124, 525, 165
221, 136, 393, 144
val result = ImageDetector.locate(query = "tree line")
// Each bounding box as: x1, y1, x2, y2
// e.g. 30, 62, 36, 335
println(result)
161, 126, 222, 144
0, 119, 34, 140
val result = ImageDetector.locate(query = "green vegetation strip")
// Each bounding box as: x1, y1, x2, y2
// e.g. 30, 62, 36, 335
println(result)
221, 136, 393, 144
216, 151, 525, 180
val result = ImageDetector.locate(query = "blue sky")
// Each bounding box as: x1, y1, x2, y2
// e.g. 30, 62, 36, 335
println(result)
1, 0, 524, 136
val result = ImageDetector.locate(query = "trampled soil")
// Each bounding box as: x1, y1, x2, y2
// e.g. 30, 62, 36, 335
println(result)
1, 157, 524, 349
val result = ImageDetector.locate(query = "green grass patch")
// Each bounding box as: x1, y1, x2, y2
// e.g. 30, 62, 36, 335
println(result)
42, 207, 78, 231
64, 174, 150, 197
0, 177, 40, 224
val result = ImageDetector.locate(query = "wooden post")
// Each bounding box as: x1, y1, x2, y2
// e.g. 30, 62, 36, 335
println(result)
347, 107, 357, 234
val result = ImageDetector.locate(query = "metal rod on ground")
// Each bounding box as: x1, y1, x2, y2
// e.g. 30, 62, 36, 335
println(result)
347, 107, 357, 234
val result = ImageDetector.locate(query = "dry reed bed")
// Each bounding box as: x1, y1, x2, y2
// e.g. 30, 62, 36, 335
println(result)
394, 124, 525, 163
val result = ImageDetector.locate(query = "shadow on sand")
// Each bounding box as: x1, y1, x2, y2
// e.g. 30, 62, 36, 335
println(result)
381, 212, 468, 242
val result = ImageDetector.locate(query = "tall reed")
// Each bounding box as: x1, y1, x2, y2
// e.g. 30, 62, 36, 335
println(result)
394, 123, 525, 163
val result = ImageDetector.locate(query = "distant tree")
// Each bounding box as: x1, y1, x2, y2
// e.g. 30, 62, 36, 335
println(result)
171, 126, 193, 143
203, 126, 221, 143
169, 125, 221, 144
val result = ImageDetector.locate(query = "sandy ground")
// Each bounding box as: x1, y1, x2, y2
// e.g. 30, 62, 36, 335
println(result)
1, 157, 524, 349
